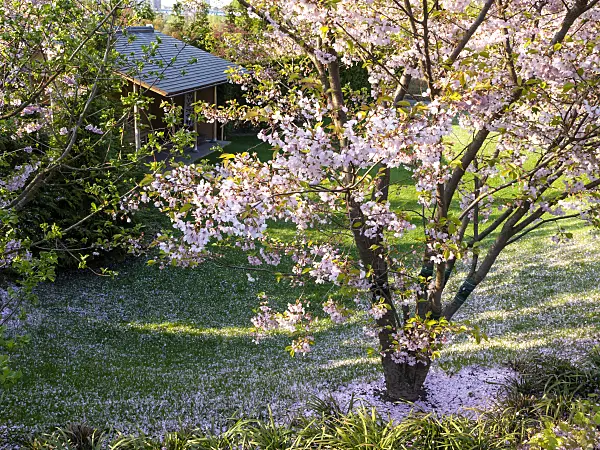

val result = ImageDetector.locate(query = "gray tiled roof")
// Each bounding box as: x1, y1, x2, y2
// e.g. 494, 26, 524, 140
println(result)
115, 26, 236, 97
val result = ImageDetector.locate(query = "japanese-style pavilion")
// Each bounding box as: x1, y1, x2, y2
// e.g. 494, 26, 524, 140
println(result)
115, 26, 236, 151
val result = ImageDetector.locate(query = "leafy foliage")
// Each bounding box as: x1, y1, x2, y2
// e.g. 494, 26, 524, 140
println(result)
0, 0, 196, 389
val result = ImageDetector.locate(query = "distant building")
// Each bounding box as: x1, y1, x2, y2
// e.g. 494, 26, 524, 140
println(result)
115, 26, 238, 149
148, 0, 226, 15
208, 8, 225, 16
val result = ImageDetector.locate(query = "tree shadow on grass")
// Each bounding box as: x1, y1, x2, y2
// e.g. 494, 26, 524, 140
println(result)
3, 289, 379, 436
442, 224, 600, 368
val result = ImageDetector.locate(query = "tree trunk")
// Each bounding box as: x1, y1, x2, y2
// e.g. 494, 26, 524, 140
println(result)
372, 280, 429, 401
381, 355, 430, 402
348, 171, 430, 401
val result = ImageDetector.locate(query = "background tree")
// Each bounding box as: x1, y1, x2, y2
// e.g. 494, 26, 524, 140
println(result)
183, 0, 215, 51
210, 0, 265, 61
142, 0, 600, 401
158, 0, 215, 52
161, 2, 187, 40
0, 0, 191, 389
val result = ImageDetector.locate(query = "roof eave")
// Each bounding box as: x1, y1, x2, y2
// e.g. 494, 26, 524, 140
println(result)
164, 80, 229, 97
116, 71, 229, 97
117, 72, 169, 97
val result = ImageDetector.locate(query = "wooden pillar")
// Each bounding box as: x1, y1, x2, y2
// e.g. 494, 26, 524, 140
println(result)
211, 85, 218, 143
133, 83, 141, 152
193, 89, 199, 152
171, 97, 176, 136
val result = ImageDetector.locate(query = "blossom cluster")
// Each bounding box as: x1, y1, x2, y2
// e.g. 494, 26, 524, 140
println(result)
0, 163, 39, 194
322, 298, 347, 324
388, 318, 457, 366
251, 299, 313, 333
0, 240, 25, 268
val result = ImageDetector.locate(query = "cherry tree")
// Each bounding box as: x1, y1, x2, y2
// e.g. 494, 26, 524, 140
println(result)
143, 0, 600, 400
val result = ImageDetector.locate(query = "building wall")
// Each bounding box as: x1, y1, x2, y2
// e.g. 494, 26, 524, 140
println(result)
123, 81, 218, 144
146, 89, 169, 135
171, 86, 217, 141
195, 86, 216, 141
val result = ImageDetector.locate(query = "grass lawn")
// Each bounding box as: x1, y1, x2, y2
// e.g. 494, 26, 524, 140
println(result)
1, 219, 599, 443
1, 133, 599, 444
200, 135, 273, 165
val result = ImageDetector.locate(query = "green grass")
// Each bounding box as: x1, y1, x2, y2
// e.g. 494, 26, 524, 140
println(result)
0, 252, 380, 442
200, 135, 272, 165
442, 220, 600, 369
2, 131, 600, 444
25, 356, 600, 449
1, 220, 598, 443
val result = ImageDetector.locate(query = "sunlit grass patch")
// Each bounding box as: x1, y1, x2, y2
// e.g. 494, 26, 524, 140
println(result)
126, 321, 255, 337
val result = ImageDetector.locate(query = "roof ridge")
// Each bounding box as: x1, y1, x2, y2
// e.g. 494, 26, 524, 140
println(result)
117, 26, 155, 34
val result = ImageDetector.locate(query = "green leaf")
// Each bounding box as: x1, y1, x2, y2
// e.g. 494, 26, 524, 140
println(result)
179, 203, 193, 213
139, 174, 154, 186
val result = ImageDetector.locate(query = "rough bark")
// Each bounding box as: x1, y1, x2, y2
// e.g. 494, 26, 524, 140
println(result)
350, 194, 429, 401
381, 354, 430, 401
371, 268, 429, 401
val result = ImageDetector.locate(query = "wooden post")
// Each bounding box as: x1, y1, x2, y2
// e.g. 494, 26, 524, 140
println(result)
133, 83, 141, 152
171, 97, 176, 136
211, 85, 218, 142
193, 89, 199, 152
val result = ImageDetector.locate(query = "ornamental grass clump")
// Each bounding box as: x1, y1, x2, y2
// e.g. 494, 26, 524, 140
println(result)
28, 423, 105, 450
482, 354, 600, 448
24, 404, 597, 450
